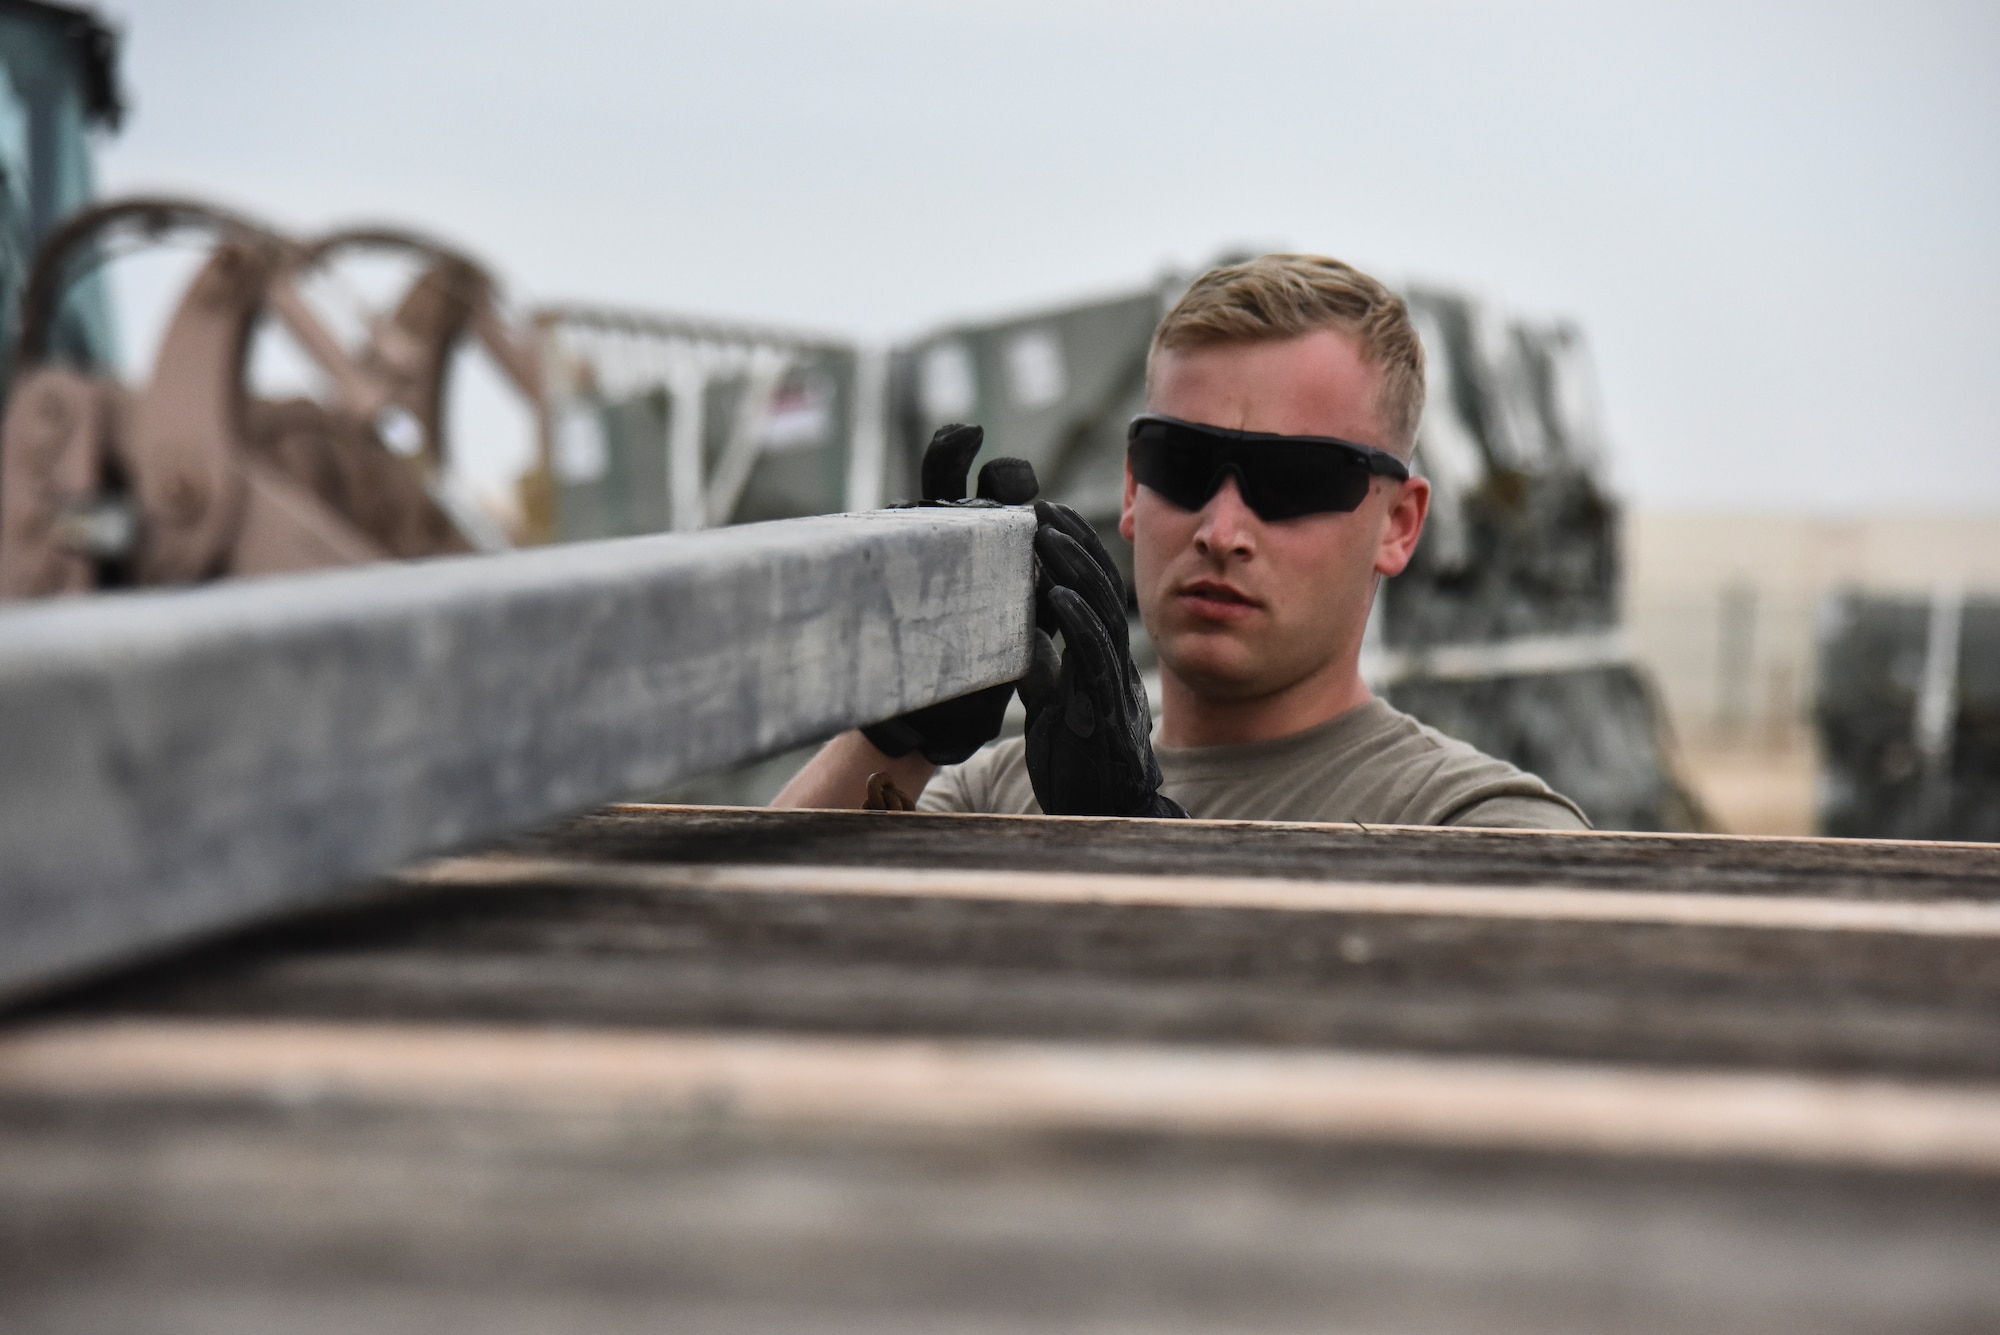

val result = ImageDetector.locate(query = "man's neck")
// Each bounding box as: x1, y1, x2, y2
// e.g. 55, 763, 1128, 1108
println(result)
1156, 658, 1373, 749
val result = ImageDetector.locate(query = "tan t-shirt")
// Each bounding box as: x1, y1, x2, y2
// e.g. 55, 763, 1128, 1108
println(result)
918, 696, 1590, 829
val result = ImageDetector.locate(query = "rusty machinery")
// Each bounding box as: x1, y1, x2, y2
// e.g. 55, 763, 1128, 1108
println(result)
0, 197, 543, 599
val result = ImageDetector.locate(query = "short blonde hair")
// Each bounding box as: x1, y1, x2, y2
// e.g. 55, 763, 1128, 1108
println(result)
1150, 253, 1425, 455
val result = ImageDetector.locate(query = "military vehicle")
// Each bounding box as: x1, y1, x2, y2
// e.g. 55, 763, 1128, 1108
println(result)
0, 0, 120, 390
1817, 590, 1997, 841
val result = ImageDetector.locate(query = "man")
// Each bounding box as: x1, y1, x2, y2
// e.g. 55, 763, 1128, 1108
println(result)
775, 253, 1587, 829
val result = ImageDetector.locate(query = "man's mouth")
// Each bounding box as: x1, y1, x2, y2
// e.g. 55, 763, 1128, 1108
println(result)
1176, 580, 1261, 617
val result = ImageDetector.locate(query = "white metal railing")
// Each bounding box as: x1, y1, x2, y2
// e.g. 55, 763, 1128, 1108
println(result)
535, 303, 888, 535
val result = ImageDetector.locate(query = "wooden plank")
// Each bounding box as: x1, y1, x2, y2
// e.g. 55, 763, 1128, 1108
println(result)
0, 511, 1035, 999
7, 1020, 2000, 1171
412, 855, 2000, 937
524, 805, 2000, 901
8, 1080, 1997, 1335
36, 844, 2000, 1078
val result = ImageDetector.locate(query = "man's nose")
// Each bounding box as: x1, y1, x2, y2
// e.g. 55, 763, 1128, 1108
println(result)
1193, 473, 1258, 559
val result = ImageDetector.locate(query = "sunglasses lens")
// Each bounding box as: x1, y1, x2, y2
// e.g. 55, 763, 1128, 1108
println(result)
1128, 421, 1376, 519
1128, 426, 1222, 511
1240, 441, 1374, 518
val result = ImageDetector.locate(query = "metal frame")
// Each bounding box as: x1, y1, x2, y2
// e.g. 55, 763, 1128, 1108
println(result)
534, 302, 889, 537
0, 506, 1036, 997
1, 199, 547, 598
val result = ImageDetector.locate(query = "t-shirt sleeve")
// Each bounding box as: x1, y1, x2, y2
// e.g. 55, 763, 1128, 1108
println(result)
917, 758, 977, 813
1445, 793, 1592, 830
916, 736, 1037, 815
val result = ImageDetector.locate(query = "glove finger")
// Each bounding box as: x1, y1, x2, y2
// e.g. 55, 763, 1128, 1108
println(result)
1048, 586, 1157, 802
1033, 577, 1060, 637
859, 716, 923, 759
920, 423, 984, 502
975, 457, 1038, 504
1034, 501, 1122, 595
1046, 585, 1122, 715
912, 680, 1013, 766
1052, 578, 1154, 756
1036, 528, 1129, 648
1018, 628, 1061, 718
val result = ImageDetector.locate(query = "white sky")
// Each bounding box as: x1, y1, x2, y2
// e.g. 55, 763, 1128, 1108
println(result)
97, 0, 2000, 514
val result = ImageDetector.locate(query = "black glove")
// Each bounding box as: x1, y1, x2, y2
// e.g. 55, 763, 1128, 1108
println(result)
863, 424, 1038, 766
890, 422, 1040, 509
1021, 501, 1188, 818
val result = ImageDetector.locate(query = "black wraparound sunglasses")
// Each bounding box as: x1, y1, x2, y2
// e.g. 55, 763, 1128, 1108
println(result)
1126, 413, 1410, 521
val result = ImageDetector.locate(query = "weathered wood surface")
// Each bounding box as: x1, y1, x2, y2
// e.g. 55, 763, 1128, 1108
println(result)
422, 857, 2000, 935
0, 511, 1035, 999
28, 812, 2000, 1077
10, 1021, 2000, 1170
521, 805, 2000, 901
6, 807, 2000, 1332
4, 1058, 1999, 1335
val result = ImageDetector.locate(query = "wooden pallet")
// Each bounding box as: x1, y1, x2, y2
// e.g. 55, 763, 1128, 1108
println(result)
5, 806, 1998, 1333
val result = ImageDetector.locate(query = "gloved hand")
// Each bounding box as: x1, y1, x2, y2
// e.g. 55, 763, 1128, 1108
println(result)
862, 424, 1039, 766
891, 422, 1040, 509
1021, 500, 1188, 818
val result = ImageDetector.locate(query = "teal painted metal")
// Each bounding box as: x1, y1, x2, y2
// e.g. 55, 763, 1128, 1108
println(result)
0, 2, 122, 384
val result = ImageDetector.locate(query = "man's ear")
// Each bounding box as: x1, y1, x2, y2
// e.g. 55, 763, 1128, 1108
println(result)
1374, 475, 1429, 578
1118, 456, 1138, 542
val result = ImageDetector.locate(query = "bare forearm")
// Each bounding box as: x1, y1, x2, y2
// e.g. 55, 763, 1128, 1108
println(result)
770, 730, 938, 809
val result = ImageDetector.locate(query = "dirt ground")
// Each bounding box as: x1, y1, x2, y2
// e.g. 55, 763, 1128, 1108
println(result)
1678, 742, 1820, 837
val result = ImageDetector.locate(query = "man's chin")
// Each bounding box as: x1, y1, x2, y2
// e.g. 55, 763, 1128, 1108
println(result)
1157, 638, 1276, 703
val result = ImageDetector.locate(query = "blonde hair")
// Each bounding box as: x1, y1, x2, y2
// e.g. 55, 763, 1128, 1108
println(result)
1150, 253, 1425, 455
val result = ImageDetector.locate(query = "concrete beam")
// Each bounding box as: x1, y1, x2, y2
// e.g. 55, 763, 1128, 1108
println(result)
0, 508, 1036, 996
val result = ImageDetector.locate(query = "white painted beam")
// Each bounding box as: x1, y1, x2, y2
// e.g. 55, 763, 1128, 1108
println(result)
0, 507, 1035, 996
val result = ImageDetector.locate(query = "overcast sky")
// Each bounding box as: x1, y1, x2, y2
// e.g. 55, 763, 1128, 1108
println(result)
99, 0, 2000, 514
